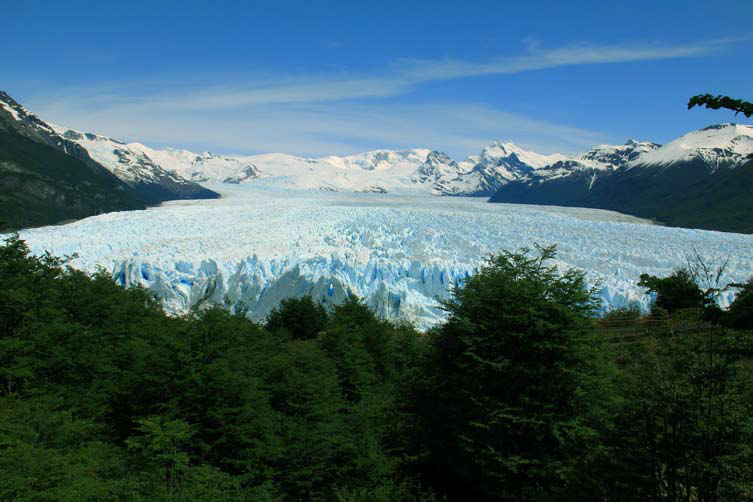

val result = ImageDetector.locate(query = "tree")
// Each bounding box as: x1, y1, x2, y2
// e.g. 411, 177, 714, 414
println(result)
606, 325, 753, 501
726, 277, 753, 330
126, 416, 196, 497
639, 268, 705, 315
688, 94, 753, 118
265, 295, 328, 340
414, 245, 613, 500
0, 234, 65, 396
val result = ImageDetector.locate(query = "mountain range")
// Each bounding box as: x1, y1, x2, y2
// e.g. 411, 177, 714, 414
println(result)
0, 91, 217, 230
490, 124, 753, 233
2, 90, 752, 233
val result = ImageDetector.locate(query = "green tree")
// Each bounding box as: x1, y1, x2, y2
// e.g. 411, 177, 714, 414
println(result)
0, 234, 65, 396
0, 396, 137, 501
726, 277, 753, 330
688, 94, 753, 118
415, 245, 613, 500
639, 268, 705, 315
0, 235, 432, 499
606, 326, 753, 501
126, 416, 196, 497
265, 294, 328, 340
166, 307, 282, 486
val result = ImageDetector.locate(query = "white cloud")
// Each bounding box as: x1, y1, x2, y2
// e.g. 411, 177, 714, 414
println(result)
396, 38, 735, 80
22, 37, 736, 157
31, 99, 609, 158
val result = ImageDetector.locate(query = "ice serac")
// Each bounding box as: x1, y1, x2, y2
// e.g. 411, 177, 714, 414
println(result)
17, 186, 753, 331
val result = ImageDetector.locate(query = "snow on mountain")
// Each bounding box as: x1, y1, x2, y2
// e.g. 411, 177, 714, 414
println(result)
129, 144, 261, 184
16, 185, 753, 331
320, 148, 431, 172
0, 91, 79, 146
446, 141, 569, 195
51, 127, 186, 187
129, 145, 436, 193
52, 128, 165, 184
409, 151, 466, 195
526, 140, 661, 182
628, 123, 753, 169
577, 139, 661, 169
0, 96, 22, 121
0, 91, 217, 203
126, 141, 566, 196
480, 141, 568, 169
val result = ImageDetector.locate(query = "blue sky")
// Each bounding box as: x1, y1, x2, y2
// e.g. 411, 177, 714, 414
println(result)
4, 0, 752, 158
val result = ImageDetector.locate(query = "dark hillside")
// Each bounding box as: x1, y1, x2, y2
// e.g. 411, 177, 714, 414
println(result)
0, 130, 144, 230
491, 159, 753, 233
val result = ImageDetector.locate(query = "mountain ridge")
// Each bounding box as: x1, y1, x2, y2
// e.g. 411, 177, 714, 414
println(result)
490, 123, 753, 233
5, 90, 751, 232
0, 91, 219, 205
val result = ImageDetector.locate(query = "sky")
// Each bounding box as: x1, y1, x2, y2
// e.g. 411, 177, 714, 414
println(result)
4, 0, 752, 158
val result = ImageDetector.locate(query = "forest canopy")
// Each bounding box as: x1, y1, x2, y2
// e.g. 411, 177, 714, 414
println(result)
1, 234, 752, 501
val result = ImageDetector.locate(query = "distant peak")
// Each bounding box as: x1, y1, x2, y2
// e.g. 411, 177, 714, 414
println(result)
425, 150, 454, 165
492, 140, 518, 150
623, 139, 659, 148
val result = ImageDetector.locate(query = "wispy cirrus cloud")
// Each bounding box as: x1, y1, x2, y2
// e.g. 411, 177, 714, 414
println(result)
395, 37, 737, 80
36, 37, 735, 111
22, 37, 739, 157
35, 101, 608, 158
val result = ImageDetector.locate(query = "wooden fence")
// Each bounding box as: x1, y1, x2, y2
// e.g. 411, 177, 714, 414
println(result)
593, 308, 709, 342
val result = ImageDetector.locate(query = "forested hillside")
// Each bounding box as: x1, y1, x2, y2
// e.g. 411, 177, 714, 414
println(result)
2, 235, 753, 500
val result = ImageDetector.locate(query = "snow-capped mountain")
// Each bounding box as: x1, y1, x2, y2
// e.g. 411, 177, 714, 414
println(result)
491, 124, 753, 233
578, 139, 661, 170
320, 148, 431, 172
627, 124, 753, 170
410, 151, 465, 194
452, 141, 568, 195
0, 91, 149, 229
0, 91, 218, 205
51, 127, 219, 203
131, 145, 437, 193
523, 140, 661, 185
125, 141, 566, 196
0, 92, 570, 198
1, 91, 118, 175
129, 144, 262, 184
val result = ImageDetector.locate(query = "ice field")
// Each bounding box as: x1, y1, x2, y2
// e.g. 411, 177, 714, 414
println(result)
17, 184, 753, 330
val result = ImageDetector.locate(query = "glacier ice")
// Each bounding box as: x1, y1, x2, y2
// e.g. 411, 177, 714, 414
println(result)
16, 184, 753, 330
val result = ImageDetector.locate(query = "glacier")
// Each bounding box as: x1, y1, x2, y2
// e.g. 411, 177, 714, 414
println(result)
16, 184, 753, 330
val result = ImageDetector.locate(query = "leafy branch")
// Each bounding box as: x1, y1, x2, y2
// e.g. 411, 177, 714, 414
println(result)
688, 94, 753, 118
